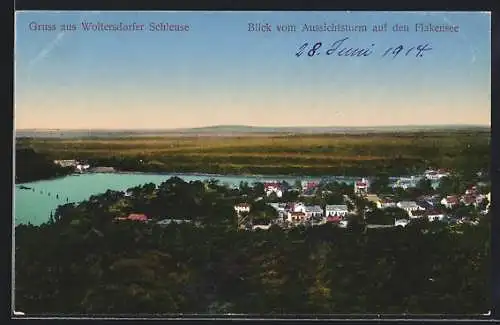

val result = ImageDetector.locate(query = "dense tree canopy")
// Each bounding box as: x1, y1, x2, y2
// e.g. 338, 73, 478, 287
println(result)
14, 178, 491, 315
15, 148, 73, 183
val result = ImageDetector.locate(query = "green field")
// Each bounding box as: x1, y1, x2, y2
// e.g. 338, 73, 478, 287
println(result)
16, 130, 490, 176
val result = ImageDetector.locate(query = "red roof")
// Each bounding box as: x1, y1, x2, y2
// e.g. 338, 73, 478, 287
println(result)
127, 213, 148, 221
115, 213, 149, 222
327, 216, 342, 222
356, 181, 367, 186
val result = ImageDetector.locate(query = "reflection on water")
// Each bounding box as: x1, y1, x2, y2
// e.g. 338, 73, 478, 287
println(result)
14, 172, 435, 226
14, 173, 345, 226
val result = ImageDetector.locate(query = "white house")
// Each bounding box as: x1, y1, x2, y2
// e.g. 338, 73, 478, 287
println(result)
325, 205, 349, 218
397, 201, 423, 214
76, 164, 91, 172
377, 198, 396, 209
440, 196, 459, 209
304, 205, 323, 219
264, 182, 283, 198
252, 224, 271, 231
392, 176, 420, 190
394, 219, 409, 227
354, 178, 369, 195
461, 194, 476, 206
234, 203, 251, 214
427, 211, 446, 222
338, 220, 348, 228
156, 218, 194, 226
54, 159, 78, 168
424, 169, 450, 180
487, 192, 491, 209
293, 202, 306, 213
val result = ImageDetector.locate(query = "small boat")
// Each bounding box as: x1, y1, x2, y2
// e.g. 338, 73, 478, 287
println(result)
18, 185, 32, 190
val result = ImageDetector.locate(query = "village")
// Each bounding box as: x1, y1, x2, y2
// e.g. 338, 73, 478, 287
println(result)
105, 167, 491, 232
232, 168, 491, 231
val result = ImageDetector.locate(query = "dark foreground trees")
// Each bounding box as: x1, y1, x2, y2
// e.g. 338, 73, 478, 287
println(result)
15, 148, 73, 183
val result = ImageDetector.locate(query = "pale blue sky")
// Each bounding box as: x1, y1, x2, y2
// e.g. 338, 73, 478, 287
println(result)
14, 11, 491, 129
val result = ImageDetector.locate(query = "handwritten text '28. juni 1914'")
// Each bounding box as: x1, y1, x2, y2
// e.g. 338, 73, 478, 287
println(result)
296, 37, 432, 59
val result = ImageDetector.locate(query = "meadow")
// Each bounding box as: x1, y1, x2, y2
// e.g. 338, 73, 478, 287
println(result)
16, 130, 490, 176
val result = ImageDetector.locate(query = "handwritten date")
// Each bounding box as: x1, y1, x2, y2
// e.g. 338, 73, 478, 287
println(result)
296, 37, 432, 59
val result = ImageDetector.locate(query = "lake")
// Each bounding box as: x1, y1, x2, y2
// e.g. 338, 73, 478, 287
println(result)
14, 172, 366, 226
14, 172, 433, 226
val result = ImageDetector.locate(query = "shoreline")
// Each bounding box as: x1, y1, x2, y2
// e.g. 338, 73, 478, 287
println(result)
15, 169, 424, 187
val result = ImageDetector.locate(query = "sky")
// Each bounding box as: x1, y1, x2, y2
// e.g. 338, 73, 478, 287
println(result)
14, 11, 491, 129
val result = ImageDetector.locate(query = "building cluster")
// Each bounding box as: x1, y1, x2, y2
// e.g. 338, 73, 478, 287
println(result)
53, 159, 91, 173
234, 172, 490, 231
110, 168, 489, 231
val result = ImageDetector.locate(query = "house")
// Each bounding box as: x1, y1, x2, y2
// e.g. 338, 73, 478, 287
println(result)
54, 159, 78, 168
395, 219, 409, 227
392, 176, 419, 190
366, 194, 379, 204
304, 205, 323, 219
465, 186, 479, 196
288, 211, 307, 223
416, 199, 434, 211
424, 168, 450, 180
397, 201, 423, 214
426, 210, 446, 222
325, 205, 349, 218
354, 178, 369, 195
114, 213, 149, 222
76, 164, 90, 172
461, 194, 476, 206
252, 224, 271, 231
475, 194, 487, 205
326, 215, 343, 223
338, 220, 348, 228
408, 209, 426, 219
264, 182, 283, 198
156, 218, 194, 226
487, 192, 491, 209
377, 198, 396, 209
234, 203, 251, 214
301, 181, 319, 192
440, 196, 459, 209
90, 166, 116, 173
292, 202, 306, 213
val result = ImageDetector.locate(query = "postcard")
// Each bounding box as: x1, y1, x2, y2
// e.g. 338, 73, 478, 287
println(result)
13, 10, 491, 318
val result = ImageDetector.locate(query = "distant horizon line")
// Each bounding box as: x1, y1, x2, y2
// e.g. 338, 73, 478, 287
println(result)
15, 123, 492, 132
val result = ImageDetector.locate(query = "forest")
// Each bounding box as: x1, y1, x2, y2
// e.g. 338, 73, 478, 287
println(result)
14, 177, 491, 315
15, 147, 74, 183
15, 130, 490, 177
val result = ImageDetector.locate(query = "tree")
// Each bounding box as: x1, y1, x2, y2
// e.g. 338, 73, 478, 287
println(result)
416, 178, 434, 195
366, 209, 394, 225
239, 181, 251, 195
384, 207, 409, 220
370, 173, 390, 194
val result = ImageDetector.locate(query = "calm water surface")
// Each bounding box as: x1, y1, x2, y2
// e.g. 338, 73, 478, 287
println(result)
14, 173, 346, 226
